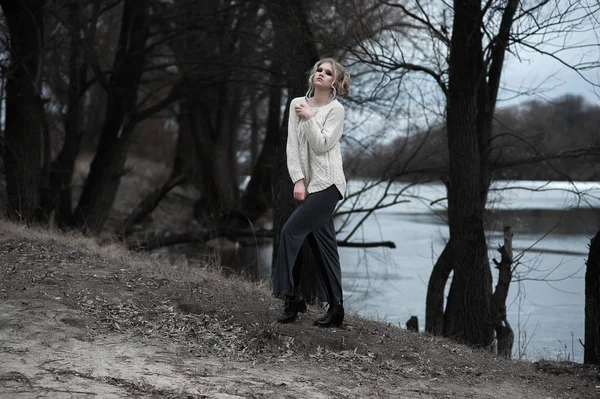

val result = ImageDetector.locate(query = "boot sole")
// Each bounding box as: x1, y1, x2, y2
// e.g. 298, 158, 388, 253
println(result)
277, 299, 307, 323
277, 314, 298, 323
313, 317, 344, 327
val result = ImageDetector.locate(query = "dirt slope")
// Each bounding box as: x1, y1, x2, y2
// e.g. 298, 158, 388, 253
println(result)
0, 221, 598, 398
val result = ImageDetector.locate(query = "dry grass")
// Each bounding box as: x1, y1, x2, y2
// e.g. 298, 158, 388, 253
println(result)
0, 217, 259, 297
1, 218, 599, 399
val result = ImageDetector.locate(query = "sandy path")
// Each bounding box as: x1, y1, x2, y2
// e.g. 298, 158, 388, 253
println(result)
1, 299, 589, 398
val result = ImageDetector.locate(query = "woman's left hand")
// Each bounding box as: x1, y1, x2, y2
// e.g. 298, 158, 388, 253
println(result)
295, 103, 314, 120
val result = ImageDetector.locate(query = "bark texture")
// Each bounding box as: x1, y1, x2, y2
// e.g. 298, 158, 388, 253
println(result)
1, 0, 45, 222
443, 0, 493, 347
186, 84, 241, 219
492, 226, 514, 359
426, 0, 519, 347
584, 229, 600, 364
74, 0, 151, 234
425, 239, 453, 335
239, 69, 283, 221
44, 1, 99, 226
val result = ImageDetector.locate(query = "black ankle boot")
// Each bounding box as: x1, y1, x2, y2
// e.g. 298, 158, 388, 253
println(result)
314, 301, 344, 327
277, 294, 307, 324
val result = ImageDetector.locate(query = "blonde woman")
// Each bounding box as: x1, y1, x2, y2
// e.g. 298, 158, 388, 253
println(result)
273, 58, 351, 327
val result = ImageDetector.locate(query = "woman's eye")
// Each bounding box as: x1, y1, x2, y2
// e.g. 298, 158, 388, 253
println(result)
326, 72, 332, 76
317, 68, 322, 72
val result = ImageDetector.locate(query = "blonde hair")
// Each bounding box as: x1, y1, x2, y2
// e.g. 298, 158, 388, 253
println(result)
306, 58, 351, 99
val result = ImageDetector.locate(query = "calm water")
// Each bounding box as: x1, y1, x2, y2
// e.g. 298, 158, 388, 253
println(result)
228, 180, 600, 363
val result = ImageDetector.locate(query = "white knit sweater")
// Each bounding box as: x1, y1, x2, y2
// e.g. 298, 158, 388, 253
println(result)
286, 96, 347, 198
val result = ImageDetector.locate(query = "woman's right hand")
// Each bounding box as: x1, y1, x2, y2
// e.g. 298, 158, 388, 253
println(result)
294, 180, 307, 201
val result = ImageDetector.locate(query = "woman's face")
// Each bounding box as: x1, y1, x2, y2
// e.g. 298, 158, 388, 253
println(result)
313, 62, 334, 91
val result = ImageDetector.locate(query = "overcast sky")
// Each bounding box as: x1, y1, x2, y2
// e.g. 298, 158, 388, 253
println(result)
500, 55, 599, 107
499, 16, 599, 107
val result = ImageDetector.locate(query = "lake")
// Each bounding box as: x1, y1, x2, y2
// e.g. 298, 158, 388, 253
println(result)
228, 180, 600, 363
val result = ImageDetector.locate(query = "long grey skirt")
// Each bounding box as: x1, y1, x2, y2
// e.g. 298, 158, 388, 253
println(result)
272, 184, 343, 305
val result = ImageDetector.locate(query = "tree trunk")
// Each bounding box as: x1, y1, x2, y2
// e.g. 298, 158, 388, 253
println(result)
185, 82, 240, 220
225, 85, 241, 212
44, 0, 96, 226
492, 226, 514, 359
426, 0, 519, 342
73, 0, 150, 234
250, 99, 260, 170
425, 238, 453, 335
239, 73, 283, 221
174, 96, 201, 189
442, 0, 493, 347
476, 0, 518, 207
584, 229, 600, 365
239, 24, 285, 222
0, 0, 45, 222
267, 0, 320, 301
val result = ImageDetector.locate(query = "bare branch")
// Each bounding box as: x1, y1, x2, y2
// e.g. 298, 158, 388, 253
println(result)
486, 0, 519, 109
376, 0, 450, 46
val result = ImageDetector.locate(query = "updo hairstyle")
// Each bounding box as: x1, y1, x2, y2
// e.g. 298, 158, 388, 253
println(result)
306, 58, 351, 99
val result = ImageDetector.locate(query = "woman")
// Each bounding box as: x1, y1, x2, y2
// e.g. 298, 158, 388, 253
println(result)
273, 58, 351, 327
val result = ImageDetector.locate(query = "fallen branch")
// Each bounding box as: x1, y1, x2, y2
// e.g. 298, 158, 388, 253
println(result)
121, 173, 185, 234
337, 240, 396, 249
128, 228, 396, 251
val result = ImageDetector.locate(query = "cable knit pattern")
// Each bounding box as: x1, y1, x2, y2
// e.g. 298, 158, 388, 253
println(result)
286, 97, 347, 198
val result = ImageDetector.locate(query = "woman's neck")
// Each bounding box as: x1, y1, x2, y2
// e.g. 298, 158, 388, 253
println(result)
311, 88, 332, 107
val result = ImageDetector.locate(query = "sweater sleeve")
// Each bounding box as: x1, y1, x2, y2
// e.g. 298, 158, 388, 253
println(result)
299, 105, 345, 155
286, 100, 305, 183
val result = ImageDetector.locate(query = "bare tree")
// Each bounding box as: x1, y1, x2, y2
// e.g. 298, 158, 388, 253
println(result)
0, 0, 46, 222
72, 0, 152, 234
41, 0, 103, 226
345, 0, 599, 347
